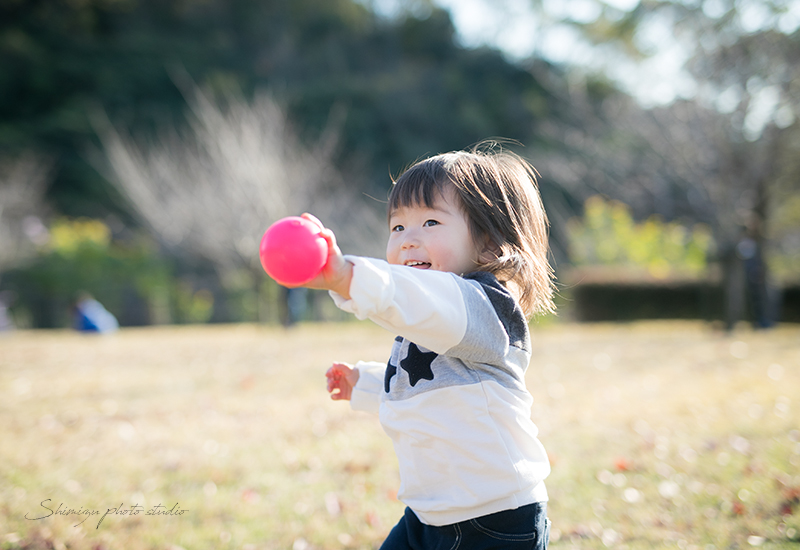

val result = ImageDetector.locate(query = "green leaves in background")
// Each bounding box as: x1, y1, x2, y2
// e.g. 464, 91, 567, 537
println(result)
568, 196, 714, 279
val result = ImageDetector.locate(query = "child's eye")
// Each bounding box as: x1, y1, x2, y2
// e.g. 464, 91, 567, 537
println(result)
391, 224, 404, 232
423, 219, 440, 227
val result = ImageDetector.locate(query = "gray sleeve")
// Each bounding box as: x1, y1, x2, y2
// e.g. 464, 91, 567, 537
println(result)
444, 273, 532, 384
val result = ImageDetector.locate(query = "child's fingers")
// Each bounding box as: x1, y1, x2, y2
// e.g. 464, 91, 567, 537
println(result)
327, 377, 341, 394
330, 362, 352, 375
300, 212, 324, 229
299, 213, 340, 255
319, 228, 341, 259
296, 224, 351, 295
326, 363, 346, 392
326, 366, 344, 383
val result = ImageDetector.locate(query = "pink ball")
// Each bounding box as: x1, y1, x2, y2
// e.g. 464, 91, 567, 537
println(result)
259, 216, 328, 286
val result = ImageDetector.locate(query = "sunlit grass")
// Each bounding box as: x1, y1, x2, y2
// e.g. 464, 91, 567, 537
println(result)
531, 322, 800, 549
1, 321, 798, 549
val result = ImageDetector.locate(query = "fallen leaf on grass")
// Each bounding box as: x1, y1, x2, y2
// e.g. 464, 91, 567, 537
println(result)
241, 488, 261, 504
614, 457, 632, 471
325, 491, 341, 516
779, 486, 800, 516
365, 511, 381, 527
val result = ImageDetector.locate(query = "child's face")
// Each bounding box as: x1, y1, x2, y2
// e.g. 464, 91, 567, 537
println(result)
386, 187, 482, 275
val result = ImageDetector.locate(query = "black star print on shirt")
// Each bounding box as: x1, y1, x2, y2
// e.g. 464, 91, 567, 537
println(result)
400, 342, 436, 387
384, 362, 397, 393
384, 341, 437, 393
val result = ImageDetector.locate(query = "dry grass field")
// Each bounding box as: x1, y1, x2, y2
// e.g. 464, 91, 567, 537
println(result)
0, 321, 798, 549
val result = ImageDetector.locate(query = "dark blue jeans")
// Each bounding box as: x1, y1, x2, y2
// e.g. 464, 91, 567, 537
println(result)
380, 502, 550, 550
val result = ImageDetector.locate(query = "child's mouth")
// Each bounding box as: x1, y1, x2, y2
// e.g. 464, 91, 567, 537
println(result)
405, 260, 431, 269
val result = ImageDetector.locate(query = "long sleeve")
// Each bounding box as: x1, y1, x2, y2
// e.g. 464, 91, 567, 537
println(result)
349, 361, 385, 415
329, 256, 468, 354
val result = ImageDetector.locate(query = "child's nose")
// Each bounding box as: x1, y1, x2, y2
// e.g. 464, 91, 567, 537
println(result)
401, 232, 420, 249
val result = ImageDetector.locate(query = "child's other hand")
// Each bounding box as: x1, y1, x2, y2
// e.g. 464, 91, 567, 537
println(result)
298, 213, 353, 299
326, 361, 360, 401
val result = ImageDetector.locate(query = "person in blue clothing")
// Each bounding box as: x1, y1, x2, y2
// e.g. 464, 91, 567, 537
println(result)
73, 292, 119, 333
299, 143, 555, 549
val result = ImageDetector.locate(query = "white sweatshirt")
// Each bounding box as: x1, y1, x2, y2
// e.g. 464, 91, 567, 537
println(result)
330, 256, 550, 526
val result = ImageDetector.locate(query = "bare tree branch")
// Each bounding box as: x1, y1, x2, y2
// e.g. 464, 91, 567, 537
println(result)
93, 84, 385, 287
0, 152, 52, 273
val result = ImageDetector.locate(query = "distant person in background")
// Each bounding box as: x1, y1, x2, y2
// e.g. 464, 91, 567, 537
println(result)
0, 291, 14, 332
281, 286, 308, 326
73, 292, 119, 333
737, 233, 777, 329
725, 221, 778, 330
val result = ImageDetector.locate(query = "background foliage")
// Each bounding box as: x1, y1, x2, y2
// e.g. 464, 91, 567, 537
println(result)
0, 0, 556, 215
1, 0, 798, 327
568, 196, 714, 279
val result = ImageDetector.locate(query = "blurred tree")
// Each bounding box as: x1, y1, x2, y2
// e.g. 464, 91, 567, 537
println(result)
3, 216, 174, 328
94, 82, 384, 322
2, 0, 578, 325
1, 0, 559, 218
528, 0, 800, 328
0, 153, 52, 276
568, 195, 714, 279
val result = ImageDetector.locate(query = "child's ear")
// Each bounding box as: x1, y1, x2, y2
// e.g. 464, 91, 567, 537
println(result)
478, 237, 502, 263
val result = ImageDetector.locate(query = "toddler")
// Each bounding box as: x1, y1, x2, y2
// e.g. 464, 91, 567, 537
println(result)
301, 144, 555, 549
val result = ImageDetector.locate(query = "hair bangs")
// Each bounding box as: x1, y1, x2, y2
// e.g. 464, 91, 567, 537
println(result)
387, 158, 451, 217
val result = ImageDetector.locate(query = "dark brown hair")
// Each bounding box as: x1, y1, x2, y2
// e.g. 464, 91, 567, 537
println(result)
387, 143, 555, 318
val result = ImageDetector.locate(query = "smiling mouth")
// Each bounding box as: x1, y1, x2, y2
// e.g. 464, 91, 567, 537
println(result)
405, 260, 431, 269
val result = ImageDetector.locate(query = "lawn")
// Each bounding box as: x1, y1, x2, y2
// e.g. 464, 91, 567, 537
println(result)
0, 321, 798, 549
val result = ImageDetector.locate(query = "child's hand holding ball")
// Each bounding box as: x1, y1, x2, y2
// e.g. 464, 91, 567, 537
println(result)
259, 214, 353, 298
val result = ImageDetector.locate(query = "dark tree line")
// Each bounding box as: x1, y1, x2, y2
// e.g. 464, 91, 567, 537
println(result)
0, 0, 564, 217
